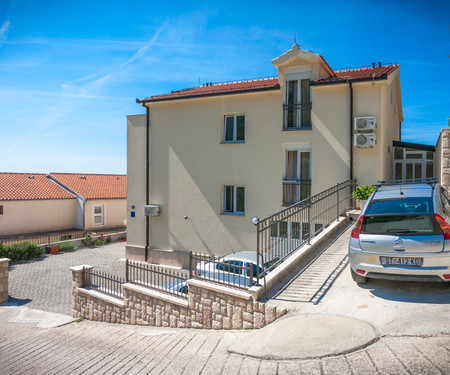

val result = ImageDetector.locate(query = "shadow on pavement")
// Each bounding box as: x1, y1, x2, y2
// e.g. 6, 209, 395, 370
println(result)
359, 279, 450, 304
4, 296, 33, 306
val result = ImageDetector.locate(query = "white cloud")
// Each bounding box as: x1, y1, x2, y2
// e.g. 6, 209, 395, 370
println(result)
0, 21, 10, 43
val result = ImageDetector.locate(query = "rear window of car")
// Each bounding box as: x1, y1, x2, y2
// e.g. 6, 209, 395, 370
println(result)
361, 214, 442, 236
365, 197, 434, 215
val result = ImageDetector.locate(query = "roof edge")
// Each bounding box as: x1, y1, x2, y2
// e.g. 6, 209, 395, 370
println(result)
138, 84, 280, 104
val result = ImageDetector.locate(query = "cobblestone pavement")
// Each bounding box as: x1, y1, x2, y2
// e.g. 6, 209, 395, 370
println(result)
1, 319, 449, 374
7, 243, 126, 315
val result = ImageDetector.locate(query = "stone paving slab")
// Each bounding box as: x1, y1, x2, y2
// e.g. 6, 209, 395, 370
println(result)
0, 319, 449, 374
5, 242, 125, 315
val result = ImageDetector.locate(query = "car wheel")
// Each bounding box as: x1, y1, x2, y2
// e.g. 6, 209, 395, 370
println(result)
351, 268, 368, 284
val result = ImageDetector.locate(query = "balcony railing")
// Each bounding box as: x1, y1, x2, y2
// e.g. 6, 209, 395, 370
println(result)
283, 103, 312, 130
282, 179, 311, 205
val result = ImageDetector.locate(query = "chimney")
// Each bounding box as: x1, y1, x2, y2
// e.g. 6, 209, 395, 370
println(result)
378, 62, 382, 68
372, 63, 376, 68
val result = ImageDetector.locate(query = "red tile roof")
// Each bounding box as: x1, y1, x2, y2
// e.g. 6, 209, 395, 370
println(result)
139, 77, 280, 103
50, 173, 126, 200
0, 173, 75, 201
315, 65, 399, 84
138, 64, 398, 103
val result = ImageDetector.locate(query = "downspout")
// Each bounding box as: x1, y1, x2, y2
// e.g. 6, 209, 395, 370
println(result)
82, 199, 86, 235
145, 105, 150, 262
349, 81, 354, 180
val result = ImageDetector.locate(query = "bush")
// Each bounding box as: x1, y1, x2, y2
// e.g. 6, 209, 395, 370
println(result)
352, 185, 376, 201
0, 241, 43, 261
59, 241, 75, 251
82, 233, 95, 247
106, 236, 112, 243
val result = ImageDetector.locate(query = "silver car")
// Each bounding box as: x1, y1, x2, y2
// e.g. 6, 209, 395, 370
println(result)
348, 179, 450, 283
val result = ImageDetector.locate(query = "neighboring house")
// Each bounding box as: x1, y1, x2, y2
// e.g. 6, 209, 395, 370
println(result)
126, 44, 404, 265
49, 173, 127, 231
0, 173, 77, 236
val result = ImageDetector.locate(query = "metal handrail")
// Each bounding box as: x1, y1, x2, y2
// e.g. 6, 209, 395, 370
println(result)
256, 180, 357, 279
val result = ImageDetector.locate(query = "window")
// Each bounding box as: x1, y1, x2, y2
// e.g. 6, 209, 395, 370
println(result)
223, 114, 245, 142
0, 205, 3, 215
93, 205, 104, 225
283, 147, 311, 204
284, 79, 311, 129
223, 185, 245, 214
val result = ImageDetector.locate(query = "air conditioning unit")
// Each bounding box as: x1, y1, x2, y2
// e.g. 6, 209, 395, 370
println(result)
354, 133, 376, 148
354, 116, 376, 131
144, 204, 160, 217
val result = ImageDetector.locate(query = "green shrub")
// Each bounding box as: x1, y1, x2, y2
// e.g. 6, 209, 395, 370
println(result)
82, 233, 95, 247
0, 241, 43, 261
352, 185, 376, 201
106, 236, 112, 243
59, 241, 75, 251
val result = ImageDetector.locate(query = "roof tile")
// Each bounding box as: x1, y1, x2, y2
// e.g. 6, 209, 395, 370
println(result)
50, 173, 126, 200
140, 77, 280, 103
0, 173, 75, 201
139, 64, 398, 103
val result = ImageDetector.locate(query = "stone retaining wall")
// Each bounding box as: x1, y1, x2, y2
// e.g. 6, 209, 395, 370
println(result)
437, 129, 450, 190
0, 258, 10, 304
71, 265, 286, 330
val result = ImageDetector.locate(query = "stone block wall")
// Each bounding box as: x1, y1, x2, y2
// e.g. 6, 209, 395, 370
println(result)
71, 265, 286, 330
438, 129, 450, 190
0, 258, 10, 304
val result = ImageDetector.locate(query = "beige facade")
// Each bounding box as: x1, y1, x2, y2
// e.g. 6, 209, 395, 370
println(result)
127, 46, 403, 262
84, 199, 127, 231
0, 198, 77, 236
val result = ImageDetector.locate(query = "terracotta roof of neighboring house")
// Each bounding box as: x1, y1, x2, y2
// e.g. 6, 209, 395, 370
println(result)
138, 63, 398, 103
50, 173, 127, 200
138, 77, 280, 103
313, 64, 399, 84
0, 173, 75, 201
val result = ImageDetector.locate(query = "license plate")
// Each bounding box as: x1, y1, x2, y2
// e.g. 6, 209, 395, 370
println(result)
380, 257, 423, 267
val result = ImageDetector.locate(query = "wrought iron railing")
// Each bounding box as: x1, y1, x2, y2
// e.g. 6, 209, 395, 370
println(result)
82, 267, 124, 299
282, 179, 311, 205
0, 226, 126, 246
191, 252, 255, 290
256, 180, 357, 280
283, 103, 312, 129
126, 259, 189, 299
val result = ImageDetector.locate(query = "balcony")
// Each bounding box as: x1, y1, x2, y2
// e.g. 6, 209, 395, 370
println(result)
282, 179, 311, 205
283, 103, 312, 130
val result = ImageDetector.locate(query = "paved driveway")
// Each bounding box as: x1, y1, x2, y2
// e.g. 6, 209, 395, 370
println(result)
269, 226, 450, 337
6, 242, 125, 315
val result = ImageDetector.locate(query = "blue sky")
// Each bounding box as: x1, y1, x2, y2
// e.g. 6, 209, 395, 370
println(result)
0, 0, 448, 174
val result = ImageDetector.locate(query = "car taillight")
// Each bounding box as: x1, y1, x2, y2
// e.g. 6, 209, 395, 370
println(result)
435, 214, 450, 240
351, 216, 364, 239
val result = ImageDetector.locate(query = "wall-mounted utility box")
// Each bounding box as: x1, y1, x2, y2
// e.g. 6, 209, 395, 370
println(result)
144, 204, 160, 217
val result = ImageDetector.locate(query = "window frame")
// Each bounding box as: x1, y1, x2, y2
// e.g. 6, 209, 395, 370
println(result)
93, 205, 105, 226
222, 185, 245, 215
223, 114, 245, 143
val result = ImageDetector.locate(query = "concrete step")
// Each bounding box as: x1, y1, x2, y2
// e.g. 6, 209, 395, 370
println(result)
346, 209, 361, 221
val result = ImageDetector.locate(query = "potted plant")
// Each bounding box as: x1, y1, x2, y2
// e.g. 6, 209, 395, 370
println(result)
46, 243, 60, 254
352, 185, 376, 209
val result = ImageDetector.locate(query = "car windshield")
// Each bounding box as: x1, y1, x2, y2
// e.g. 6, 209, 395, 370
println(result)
365, 197, 434, 215
361, 214, 442, 236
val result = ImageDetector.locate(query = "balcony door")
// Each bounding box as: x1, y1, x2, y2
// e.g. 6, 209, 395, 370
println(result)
283, 149, 311, 204
285, 79, 311, 129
